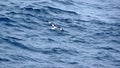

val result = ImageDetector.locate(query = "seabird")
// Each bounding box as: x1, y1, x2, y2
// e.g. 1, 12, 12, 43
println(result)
48, 21, 63, 31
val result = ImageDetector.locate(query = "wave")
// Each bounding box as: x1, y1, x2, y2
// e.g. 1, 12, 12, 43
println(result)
0, 0, 120, 68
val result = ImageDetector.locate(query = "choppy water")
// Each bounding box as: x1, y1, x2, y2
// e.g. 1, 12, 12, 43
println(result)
0, 0, 120, 68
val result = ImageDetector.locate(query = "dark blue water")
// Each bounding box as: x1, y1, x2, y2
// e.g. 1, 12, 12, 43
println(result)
0, 0, 120, 68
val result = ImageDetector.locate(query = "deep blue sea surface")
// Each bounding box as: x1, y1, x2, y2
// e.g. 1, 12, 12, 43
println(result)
0, 0, 120, 68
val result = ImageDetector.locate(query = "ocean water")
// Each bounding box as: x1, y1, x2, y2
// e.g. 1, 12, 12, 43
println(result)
0, 0, 120, 68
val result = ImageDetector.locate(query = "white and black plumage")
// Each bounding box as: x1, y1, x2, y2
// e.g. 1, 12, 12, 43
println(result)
48, 21, 63, 31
